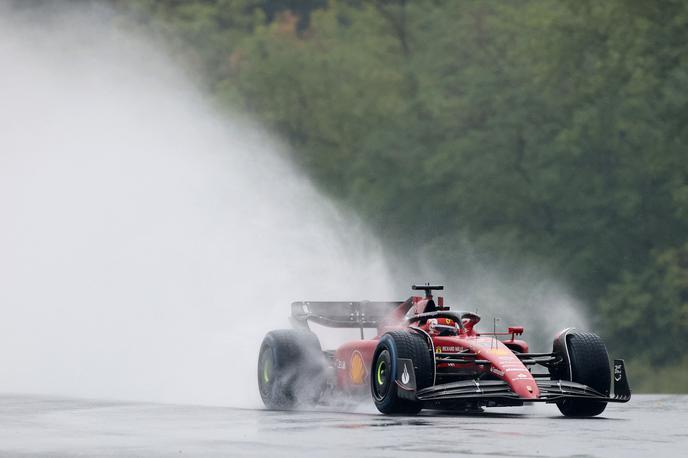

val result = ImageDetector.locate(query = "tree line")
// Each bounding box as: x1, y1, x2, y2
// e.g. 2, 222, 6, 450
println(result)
116, 0, 687, 391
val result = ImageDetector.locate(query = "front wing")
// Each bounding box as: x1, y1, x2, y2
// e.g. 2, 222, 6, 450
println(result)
414, 359, 631, 405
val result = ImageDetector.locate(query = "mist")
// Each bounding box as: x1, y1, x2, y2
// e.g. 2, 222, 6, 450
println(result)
0, 4, 395, 407
412, 263, 589, 352
0, 3, 589, 408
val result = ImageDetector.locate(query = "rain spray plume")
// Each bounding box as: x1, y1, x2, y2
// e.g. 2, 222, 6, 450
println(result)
0, 3, 588, 409
0, 4, 394, 407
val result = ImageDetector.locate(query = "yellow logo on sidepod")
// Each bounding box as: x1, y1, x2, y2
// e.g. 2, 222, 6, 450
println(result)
349, 351, 366, 384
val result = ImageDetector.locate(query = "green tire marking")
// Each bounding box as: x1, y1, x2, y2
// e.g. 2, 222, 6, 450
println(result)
263, 359, 270, 383
376, 360, 385, 385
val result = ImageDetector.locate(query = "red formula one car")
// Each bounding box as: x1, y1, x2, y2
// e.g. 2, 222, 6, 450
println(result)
257, 285, 631, 416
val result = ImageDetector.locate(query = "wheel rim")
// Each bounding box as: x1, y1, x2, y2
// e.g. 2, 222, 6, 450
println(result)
372, 349, 392, 401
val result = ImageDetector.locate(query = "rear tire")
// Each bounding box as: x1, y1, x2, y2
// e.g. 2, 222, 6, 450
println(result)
257, 329, 327, 410
554, 331, 610, 417
370, 330, 433, 415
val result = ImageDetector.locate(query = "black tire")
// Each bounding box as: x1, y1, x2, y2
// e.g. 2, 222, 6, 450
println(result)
370, 329, 433, 415
554, 331, 610, 417
257, 329, 327, 410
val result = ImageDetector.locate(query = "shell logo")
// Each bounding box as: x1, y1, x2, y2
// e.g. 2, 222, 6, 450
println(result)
349, 351, 367, 384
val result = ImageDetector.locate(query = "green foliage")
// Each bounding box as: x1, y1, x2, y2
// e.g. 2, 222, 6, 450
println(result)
626, 354, 688, 394
114, 0, 688, 391
600, 243, 688, 364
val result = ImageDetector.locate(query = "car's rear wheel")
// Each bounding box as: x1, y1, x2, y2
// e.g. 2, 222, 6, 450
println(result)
371, 330, 433, 415
552, 331, 610, 417
257, 329, 327, 410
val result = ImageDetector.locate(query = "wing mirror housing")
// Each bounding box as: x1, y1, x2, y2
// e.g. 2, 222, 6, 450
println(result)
508, 326, 524, 339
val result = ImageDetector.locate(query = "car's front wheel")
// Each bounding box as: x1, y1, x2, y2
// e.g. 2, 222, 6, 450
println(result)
552, 331, 610, 417
370, 330, 433, 415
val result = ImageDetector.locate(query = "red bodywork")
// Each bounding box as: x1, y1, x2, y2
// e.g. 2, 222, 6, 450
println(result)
281, 287, 631, 413
332, 295, 538, 399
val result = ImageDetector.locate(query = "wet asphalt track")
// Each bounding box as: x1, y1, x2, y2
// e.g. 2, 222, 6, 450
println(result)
0, 394, 685, 457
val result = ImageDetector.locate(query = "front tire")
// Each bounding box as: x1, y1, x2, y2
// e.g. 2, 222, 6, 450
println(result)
257, 329, 327, 410
554, 331, 610, 417
370, 330, 433, 415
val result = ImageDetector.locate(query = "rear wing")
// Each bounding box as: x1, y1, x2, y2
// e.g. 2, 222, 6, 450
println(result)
291, 301, 403, 330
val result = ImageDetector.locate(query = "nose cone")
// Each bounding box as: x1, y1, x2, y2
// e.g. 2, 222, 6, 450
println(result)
455, 337, 542, 399
510, 378, 540, 399
473, 339, 541, 399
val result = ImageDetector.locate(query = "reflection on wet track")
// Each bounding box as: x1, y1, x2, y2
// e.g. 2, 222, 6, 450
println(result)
0, 395, 685, 457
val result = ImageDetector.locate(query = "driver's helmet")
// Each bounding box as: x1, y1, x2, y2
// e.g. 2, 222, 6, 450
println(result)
427, 317, 459, 336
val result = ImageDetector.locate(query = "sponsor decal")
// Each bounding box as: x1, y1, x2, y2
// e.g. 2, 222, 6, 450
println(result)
435, 345, 464, 353
614, 363, 623, 382
517, 373, 528, 378
396, 358, 417, 391
489, 348, 511, 356
491, 368, 504, 377
335, 359, 346, 370
401, 363, 411, 385
349, 350, 367, 384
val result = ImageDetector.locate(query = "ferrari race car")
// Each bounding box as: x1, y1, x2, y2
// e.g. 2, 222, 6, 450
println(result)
257, 285, 631, 416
